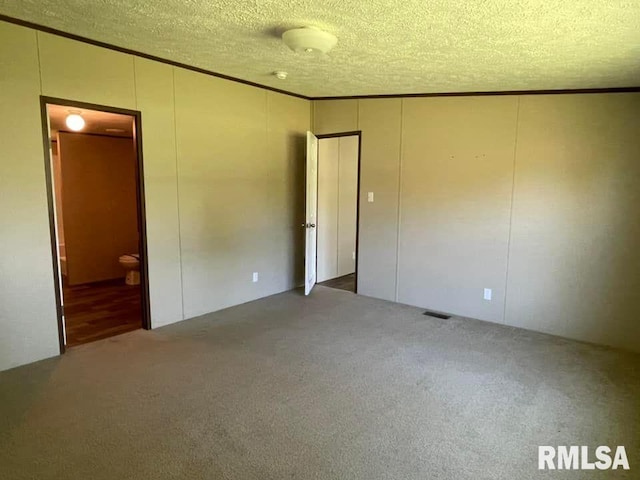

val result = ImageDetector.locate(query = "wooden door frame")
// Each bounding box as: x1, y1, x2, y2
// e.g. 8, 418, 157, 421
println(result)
315, 131, 362, 294
39, 96, 152, 354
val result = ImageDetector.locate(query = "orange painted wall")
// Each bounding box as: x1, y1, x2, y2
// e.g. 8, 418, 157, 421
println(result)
58, 132, 139, 285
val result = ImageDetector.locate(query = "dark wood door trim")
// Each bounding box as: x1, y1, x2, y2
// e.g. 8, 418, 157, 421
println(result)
39, 98, 66, 354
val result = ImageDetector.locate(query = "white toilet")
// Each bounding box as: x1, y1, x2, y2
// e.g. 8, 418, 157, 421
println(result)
118, 254, 140, 285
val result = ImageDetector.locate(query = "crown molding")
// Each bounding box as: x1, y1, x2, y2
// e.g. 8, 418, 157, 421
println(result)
311, 87, 640, 101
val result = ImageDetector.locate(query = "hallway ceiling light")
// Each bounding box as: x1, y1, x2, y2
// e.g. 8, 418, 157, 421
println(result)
282, 27, 337, 54
65, 113, 85, 131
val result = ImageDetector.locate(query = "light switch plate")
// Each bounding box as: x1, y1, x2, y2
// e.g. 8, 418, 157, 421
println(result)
253, 272, 259, 283
483, 288, 492, 301
367, 192, 374, 203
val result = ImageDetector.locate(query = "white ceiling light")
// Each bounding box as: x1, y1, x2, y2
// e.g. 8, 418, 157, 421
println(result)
65, 113, 85, 131
282, 27, 337, 54
273, 71, 288, 80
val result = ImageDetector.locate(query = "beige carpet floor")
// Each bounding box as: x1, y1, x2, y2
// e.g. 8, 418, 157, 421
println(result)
1, 286, 638, 479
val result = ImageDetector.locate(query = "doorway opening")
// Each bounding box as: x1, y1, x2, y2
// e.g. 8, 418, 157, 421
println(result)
315, 132, 361, 294
40, 97, 151, 352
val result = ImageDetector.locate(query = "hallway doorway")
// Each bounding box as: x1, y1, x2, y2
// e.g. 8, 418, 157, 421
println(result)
41, 98, 151, 350
315, 132, 361, 294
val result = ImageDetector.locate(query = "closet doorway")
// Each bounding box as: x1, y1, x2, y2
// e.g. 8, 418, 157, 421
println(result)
316, 132, 361, 293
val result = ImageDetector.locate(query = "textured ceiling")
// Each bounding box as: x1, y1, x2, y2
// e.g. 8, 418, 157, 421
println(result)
1, 0, 639, 97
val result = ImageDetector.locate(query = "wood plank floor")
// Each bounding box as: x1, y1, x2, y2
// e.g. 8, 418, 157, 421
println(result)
318, 273, 356, 293
63, 278, 142, 347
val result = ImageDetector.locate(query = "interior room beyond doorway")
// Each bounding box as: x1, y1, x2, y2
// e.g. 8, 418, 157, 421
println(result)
316, 134, 359, 293
45, 102, 147, 347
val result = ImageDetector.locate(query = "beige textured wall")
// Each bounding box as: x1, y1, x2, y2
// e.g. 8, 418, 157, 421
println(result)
265, 92, 310, 290
313, 100, 358, 135
133, 58, 184, 328
58, 133, 138, 285
0, 22, 60, 370
357, 99, 402, 301
174, 70, 309, 318
313, 93, 640, 351
38, 32, 137, 109
0, 20, 310, 370
399, 97, 517, 322
506, 94, 640, 351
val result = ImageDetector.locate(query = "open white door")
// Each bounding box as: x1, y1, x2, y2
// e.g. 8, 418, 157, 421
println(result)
304, 131, 318, 295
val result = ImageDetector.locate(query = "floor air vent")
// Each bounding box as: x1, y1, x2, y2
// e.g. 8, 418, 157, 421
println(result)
423, 310, 451, 320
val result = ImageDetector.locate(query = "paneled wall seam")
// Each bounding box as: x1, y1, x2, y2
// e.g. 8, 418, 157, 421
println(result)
171, 67, 185, 321
34, 31, 43, 92
355, 101, 360, 288
394, 99, 405, 302
502, 96, 521, 324
132, 57, 138, 109
353, 101, 358, 280
336, 138, 341, 271
312, 105, 317, 133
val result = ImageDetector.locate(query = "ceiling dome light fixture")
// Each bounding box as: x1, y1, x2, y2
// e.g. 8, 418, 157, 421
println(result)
274, 71, 288, 80
65, 113, 85, 131
282, 27, 337, 54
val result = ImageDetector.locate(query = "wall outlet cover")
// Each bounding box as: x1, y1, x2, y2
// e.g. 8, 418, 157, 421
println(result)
484, 288, 492, 301
252, 272, 259, 282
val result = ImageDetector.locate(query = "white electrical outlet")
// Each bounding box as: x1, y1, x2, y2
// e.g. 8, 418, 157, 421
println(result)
352, 251, 356, 260
367, 192, 374, 203
483, 288, 492, 301
252, 272, 259, 283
